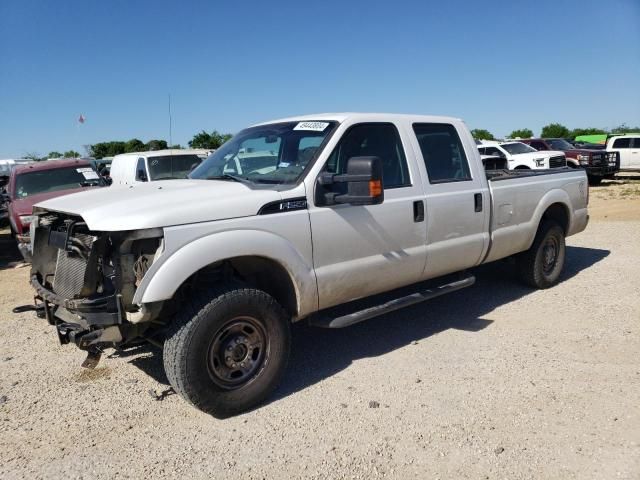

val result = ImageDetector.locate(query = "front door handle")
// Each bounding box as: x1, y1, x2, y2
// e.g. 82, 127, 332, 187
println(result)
474, 193, 483, 212
413, 200, 424, 222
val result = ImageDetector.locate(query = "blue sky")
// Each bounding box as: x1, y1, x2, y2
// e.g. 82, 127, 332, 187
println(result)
1, 0, 639, 158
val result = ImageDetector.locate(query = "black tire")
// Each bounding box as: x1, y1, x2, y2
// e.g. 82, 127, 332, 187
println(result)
588, 176, 602, 186
516, 219, 565, 289
163, 285, 291, 418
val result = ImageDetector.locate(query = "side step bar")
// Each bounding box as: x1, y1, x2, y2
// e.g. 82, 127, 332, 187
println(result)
309, 273, 475, 329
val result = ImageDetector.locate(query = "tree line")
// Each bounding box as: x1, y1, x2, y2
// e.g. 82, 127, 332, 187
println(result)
471, 123, 640, 141
26, 129, 234, 161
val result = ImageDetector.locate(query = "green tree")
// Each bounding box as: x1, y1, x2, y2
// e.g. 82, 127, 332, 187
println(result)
611, 123, 640, 134
570, 127, 608, 138
48, 151, 62, 158
470, 129, 495, 141
24, 152, 43, 161
63, 150, 80, 158
509, 128, 534, 139
169, 144, 183, 149
145, 139, 168, 151
541, 123, 570, 138
124, 138, 146, 153
89, 141, 126, 159
188, 130, 233, 149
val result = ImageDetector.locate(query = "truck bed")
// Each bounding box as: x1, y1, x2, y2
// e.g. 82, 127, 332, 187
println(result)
485, 167, 573, 181
482, 167, 589, 264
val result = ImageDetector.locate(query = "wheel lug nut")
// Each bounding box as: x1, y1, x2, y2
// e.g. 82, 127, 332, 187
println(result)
227, 346, 232, 351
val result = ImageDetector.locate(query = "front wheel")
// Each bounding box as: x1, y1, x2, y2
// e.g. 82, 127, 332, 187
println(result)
516, 220, 566, 289
163, 286, 291, 418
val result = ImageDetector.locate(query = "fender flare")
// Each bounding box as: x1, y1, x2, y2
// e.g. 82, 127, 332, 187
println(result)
133, 229, 318, 318
524, 188, 573, 250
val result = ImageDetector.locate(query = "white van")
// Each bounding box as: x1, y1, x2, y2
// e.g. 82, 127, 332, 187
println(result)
109, 150, 208, 186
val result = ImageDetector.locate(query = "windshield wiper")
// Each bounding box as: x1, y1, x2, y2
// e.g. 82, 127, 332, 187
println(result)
206, 174, 251, 184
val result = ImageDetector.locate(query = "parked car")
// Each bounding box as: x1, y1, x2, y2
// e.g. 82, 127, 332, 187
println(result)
519, 138, 619, 185
109, 150, 205, 185
3, 159, 104, 260
477, 141, 567, 170
604, 134, 640, 171
25, 113, 588, 417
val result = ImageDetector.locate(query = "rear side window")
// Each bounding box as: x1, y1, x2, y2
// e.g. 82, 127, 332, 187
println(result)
613, 138, 631, 148
325, 123, 410, 189
530, 141, 547, 150
413, 123, 472, 183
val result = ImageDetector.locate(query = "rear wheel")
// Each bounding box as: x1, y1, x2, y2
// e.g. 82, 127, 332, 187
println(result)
163, 285, 291, 418
517, 220, 565, 289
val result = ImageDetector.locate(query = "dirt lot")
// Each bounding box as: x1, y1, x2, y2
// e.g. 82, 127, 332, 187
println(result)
1, 178, 639, 479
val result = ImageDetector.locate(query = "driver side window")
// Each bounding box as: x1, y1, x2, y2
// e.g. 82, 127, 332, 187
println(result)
324, 123, 410, 189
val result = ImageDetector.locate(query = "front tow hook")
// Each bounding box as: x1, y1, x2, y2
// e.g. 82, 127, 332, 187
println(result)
12, 304, 45, 318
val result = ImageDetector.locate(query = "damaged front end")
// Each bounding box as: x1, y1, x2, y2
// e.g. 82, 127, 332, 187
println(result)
26, 210, 164, 367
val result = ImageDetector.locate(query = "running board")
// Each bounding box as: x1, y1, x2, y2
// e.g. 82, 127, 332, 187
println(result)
308, 273, 475, 329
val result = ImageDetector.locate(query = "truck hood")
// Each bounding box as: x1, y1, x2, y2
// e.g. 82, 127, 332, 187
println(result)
512, 150, 565, 159
34, 179, 283, 231
11, 186, 98, 217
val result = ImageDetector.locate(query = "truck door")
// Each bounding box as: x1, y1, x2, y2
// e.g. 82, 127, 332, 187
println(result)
308, 122, 428, 310
410, 122, 490, 278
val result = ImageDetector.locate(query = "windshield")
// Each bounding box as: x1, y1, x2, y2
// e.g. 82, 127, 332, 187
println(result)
501, 142, 537, 155
14, 166, 100, 199
190, 121, 337, 185
147, 154, 202, 180
547, 139, 574, 151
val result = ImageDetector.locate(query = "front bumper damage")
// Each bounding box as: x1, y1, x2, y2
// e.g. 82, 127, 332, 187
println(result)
30, 274, 124, 348
22, 211, 164, 367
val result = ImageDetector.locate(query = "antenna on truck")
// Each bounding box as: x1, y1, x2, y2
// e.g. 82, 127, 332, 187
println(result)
168, 93, 173, 148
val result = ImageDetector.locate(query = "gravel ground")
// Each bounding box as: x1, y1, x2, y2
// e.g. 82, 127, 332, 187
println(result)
1, 180, 639, 479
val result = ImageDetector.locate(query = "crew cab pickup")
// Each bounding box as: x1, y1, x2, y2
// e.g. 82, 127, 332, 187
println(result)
519, 138, 619, 185
477, 141, 567, 170
24, 113, 589, 417
603, 134, 640, 171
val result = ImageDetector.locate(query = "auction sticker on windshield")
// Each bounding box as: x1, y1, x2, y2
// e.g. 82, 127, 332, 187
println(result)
77, 167, 99, 180
293, 121, 330, 132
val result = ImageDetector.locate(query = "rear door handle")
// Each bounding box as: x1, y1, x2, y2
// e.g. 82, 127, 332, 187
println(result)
413, 200, 424, 222
474, 193, 483, 212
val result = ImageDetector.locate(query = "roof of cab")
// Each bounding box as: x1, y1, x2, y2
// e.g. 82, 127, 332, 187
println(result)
252, 112, 463, 127
113, 149, 210, 159
13, 158, 91, 175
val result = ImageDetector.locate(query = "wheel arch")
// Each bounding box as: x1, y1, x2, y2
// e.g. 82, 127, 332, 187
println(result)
133, 230, 318, 320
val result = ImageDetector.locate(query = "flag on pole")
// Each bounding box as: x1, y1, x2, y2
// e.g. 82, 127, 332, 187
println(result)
78, 114, 86, 124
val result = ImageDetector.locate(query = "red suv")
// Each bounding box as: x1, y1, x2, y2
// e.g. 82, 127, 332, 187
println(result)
520, 138, 619, 185
3, 159, 104, 260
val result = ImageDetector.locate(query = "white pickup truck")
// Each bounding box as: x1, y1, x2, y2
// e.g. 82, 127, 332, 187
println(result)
24, 113, 589, 417
478, 141, 567, 170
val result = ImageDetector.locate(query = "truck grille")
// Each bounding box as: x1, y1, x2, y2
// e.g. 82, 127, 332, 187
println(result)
549, 155, 566, 168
